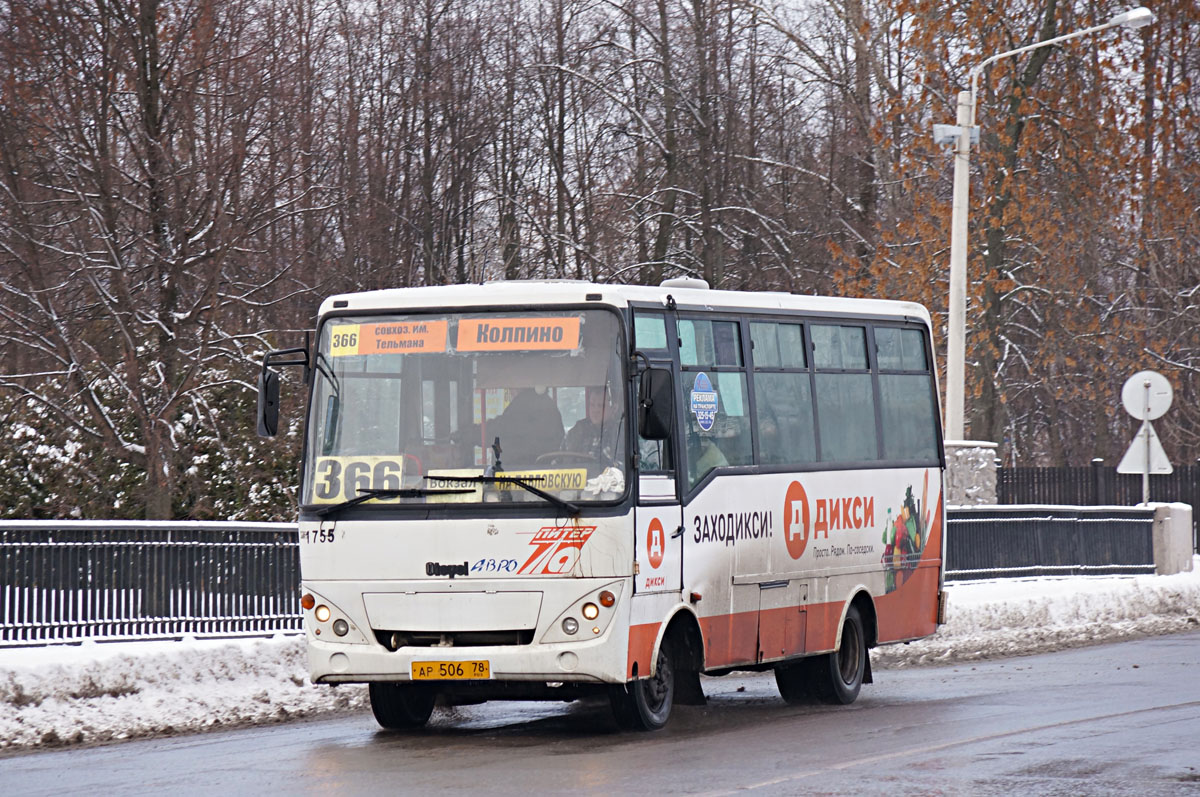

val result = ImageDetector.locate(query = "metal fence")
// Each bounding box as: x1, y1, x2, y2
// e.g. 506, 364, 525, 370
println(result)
998, 463, 1198, 552
0, 521, 301, 647
999, 462, 1200, 505
0, 508, 1166, 646
945, 505, 1156, 581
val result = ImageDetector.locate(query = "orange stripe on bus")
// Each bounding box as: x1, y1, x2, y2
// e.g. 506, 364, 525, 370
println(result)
697, 610, 759, 669
627, 622, 661, 679
756, 604, 807, 661
638, 579, 940, 673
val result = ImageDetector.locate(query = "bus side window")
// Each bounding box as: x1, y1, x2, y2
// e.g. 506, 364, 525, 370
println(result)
875, 327, 939, 463
678, 317, 751, 488
812, 324, 877, 462
750, 322, 815, 466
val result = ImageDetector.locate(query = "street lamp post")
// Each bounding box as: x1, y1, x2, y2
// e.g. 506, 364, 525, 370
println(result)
936, 6, 1155, 442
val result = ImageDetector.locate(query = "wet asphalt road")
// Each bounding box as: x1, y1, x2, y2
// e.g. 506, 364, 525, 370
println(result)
4, 631, 1199, 796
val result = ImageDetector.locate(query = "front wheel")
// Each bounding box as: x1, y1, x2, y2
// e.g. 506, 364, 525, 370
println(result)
610, 641, 675, 730
369, 682, 436, 729
813, 604, 867, 705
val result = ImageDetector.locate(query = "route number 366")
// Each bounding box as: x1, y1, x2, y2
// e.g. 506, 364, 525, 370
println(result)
312, 457, 403, 503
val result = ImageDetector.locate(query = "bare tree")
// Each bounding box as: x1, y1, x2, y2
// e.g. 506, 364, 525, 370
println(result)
0, 0, 317, 517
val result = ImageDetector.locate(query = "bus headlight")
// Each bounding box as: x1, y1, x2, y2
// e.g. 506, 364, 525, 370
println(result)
540, 581, 623, 644
315, 604, 332, 623
332, 619, 349, 636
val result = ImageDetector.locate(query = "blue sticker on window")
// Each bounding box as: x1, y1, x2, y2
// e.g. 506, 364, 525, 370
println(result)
690, 372, 718, 432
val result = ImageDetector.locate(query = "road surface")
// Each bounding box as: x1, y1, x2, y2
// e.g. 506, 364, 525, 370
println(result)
4, 631, 1199, 795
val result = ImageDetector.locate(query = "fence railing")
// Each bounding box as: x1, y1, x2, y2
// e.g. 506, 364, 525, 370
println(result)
945, 505, 1156, 581
0, 521, 301, 647
0, 508, 1165, 646
998, 463, 1199, 507
998, 463, 1198, 552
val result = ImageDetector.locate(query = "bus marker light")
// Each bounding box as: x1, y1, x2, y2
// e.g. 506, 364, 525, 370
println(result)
562, 617, 579, 635
301, 593, 315, 610
333, 619, 349, 636
592, 627, 600, 635
598, 590, 615, 607
582, 602, 599, 620
315, 604, 331, 623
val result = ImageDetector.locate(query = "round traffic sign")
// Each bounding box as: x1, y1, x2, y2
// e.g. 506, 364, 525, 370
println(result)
1121, 370, 1172, 420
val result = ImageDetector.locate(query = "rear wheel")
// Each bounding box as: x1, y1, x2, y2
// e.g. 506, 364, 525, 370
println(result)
774, 657, 818, 704
813, 604, 867, 705
369, 682, 436, 729
610, 639, 676, 730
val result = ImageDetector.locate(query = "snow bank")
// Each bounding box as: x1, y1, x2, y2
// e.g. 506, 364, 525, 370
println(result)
0, 636, 366, 750
872, 562, 1200, 668
2, 559, 1197, 751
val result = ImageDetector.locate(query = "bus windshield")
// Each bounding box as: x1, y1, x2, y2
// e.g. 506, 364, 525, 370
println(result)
303, 309, 628, 509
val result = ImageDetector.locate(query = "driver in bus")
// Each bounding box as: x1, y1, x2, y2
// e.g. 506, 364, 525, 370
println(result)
563, 386, 620, 460
490, 386, 563, 469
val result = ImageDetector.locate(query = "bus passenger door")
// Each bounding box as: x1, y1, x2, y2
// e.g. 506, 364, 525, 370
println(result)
634, 376, 683, 593
635, 486, 682, 593
633, 309, 683, 594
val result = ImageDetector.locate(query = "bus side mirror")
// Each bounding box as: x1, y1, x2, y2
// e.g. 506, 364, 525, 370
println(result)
255, 345, 310, 438
639, 367, 674, 440
257, 368, 281, 438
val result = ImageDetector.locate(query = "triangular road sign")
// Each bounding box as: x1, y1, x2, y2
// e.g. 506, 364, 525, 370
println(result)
1117, 421, 1173, 474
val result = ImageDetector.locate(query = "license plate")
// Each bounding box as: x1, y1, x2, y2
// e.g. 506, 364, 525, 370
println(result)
411, 660, 490, 680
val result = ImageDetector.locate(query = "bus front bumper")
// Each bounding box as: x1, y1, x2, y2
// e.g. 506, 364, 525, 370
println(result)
302, 577, 632, 686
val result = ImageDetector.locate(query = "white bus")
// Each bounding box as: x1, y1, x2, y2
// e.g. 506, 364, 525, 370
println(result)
257, 278, 946, 730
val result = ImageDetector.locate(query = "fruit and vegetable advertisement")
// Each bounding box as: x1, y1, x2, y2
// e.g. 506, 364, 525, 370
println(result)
881, 472, 933, 593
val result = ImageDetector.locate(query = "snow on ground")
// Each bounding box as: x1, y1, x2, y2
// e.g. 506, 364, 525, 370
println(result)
871, 559, 1200, 668
2, 559, 1198, 752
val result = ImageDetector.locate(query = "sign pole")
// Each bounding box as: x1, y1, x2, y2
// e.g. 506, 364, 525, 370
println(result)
1142, 380, 1151, 505
1117, 370, 1173, 501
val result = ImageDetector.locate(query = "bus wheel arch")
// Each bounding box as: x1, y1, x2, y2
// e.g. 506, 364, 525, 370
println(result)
814, 598, 869, 704
610, 607, 704, 730
661, 608, 706, 706
848, 590, 876, 685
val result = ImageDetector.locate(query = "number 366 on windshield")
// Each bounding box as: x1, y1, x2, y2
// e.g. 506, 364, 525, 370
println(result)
311, 456, 405, 504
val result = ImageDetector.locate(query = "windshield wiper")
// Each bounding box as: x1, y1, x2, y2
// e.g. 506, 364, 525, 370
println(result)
423, 475, 580, 515
312, 487, 475, 517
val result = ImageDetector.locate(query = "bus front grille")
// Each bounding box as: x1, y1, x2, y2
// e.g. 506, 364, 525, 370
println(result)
375, 629, 535, 649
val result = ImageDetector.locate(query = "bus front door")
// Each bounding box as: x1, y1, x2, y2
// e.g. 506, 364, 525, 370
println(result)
635, 500, 682, 594
633, 337, 682, 595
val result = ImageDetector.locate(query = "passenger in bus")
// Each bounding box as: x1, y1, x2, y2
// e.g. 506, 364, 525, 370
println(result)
490, 387, 563, 468
694, 436, 728, 475
685, 409, 728, 481
563, 386, 620, 460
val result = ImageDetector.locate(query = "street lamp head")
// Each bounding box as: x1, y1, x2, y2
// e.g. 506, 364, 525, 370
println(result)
1110, 7, 1155, 29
